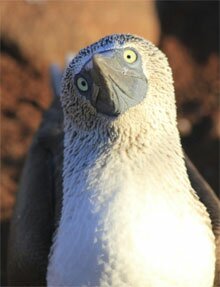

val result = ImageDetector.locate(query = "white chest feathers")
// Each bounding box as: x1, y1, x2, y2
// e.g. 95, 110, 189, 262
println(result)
47, 134, 215, 287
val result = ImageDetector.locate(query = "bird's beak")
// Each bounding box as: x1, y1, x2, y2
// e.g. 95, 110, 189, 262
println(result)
89, 54, 122, 116
87, 53, 147, 117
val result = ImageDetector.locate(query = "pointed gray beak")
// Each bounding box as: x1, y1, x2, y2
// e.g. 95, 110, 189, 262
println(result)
89, 54, 120, 116
87, 52, 147, 117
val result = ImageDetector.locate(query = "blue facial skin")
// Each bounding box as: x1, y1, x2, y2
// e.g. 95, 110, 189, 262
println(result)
74, 48, 148, 117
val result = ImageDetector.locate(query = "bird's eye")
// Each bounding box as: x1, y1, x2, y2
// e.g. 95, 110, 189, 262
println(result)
76, 77, 89, 92
123, 49, 137, 64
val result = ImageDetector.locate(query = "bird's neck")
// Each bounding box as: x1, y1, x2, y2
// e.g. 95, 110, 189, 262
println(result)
63, 118, 191, 200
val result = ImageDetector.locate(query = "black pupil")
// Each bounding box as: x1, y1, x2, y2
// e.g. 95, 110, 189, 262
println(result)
81, 80, 86, 86
127, 54, 131, 59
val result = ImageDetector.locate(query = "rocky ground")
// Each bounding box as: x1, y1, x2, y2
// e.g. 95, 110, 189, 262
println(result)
1, 1, 219, 285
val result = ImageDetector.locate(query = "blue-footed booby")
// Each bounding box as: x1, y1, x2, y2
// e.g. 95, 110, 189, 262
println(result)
8, 34, 220, 287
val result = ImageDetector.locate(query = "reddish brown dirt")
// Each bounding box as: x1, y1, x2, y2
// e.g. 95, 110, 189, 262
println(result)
0, 1, 159, 67
160, 36, 219, 194
1, 50, 52, 219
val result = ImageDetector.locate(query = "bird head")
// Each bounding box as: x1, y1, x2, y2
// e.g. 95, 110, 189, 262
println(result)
73, 45, 148, 117
61, 34, 176, 134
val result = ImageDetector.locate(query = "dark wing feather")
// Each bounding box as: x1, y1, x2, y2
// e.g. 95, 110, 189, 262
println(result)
7, 95, 63, 286
185, 154, 220, 286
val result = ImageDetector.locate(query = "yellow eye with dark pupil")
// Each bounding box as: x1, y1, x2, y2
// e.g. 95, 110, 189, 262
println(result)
77, 77, 89, 92
124, 49, 137, 64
